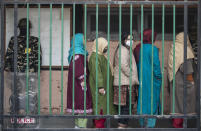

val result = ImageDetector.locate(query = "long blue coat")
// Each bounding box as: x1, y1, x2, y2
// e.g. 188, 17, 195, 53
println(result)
136, 44, 162, 116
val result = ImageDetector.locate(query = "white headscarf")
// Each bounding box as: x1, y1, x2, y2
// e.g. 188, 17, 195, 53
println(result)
168, 32, 195, 82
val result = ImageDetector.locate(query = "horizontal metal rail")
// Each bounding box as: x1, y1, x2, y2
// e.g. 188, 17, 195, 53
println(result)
3, 128, 199, 131
1, 114, 198, 119
1, 0, 199, 5
0, 0, 200, 130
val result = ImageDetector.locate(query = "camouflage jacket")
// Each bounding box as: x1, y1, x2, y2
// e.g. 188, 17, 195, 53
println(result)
5, 36, 42, 72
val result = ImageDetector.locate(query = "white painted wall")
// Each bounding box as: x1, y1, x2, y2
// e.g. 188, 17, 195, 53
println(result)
6, 8, 71, 66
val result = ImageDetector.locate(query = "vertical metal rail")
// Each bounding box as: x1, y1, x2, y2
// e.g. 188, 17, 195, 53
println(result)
37, 3, 41, 115
107, 3, 110, 116
13, 3, 18, 127
0, 2, 5, 129
0, 1, 199, 131
106, 4, 111, 128
72, 3, 75, 115
84, 4, 87, 115
96, 4, 98, 115
26, 3, 30, 114
60, 3, 64, 115
49, 3, 52, 114
183, 1, 188, 128
118, 4, 122, 115
95, 4, 99, 115
129, 4, 133, 115
196, 0, 201, 130
161, 4, 165, 115
172, 5, 176, 114
151, 4, 154, 115
140, 4, 143, 115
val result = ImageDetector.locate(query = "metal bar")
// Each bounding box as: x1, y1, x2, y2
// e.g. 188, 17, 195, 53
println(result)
129, 4, 133, 115
84, 3, 87, 115
95, 3, 98, 115
196, 1, 201, 130
161, 4, 165, 115
151, 4, 154, 115
0, 1, 199, 131
37, 3, 41, 115
72, 3, 75, 115
145, 118, 148, 129
118, 4, 122, 115
3, 128, 199, 131
172, 5, 176, 114
1, 0, 198, 5
13, 3, 18, 127
106, 4, 111, 128
0, 3, 5, 129
26, 3, 30, 114
1, 114, 198, 119
60, 3, 64, 115
183, 1, 188, 128
49, 3, 52, 114
140, 4, 143, 115
107, 3, 110, 115
106, 118, 110, 128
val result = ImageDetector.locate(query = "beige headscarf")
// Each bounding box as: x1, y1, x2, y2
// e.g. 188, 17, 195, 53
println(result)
92, 37, 108, 55
92, 37, 114, 75
168, 32, 195, 82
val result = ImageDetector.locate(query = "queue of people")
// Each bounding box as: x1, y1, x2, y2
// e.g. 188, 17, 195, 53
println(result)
66, 28, 197, 128
4, 18, 197, 129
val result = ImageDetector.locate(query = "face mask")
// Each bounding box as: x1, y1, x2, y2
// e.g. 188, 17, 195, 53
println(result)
125, 40, 132, 47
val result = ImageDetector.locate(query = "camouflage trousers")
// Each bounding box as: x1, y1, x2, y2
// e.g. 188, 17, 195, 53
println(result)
6, 72, 39, 128
6, 72, 38, 114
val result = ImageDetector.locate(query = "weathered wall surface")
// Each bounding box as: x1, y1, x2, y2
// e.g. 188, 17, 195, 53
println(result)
4, 71, 68, 114
4, 40, 173, 114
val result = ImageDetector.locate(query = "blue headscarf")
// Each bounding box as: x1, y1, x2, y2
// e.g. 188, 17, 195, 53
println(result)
68, 33, 88, 63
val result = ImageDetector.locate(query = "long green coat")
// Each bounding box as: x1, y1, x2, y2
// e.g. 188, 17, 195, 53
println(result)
89, 52, 116, 115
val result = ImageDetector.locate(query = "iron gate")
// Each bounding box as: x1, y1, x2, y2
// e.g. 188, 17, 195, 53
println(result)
0, 0, 200, 130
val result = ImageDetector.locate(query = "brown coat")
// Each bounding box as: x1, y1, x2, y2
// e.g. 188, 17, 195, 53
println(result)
113, 45, 139, 86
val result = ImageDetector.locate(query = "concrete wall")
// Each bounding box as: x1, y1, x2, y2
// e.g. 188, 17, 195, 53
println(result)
4, 40, 172, 114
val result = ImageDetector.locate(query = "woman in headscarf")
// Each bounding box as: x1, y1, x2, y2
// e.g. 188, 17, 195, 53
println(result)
168, 32, 196, 128
133, 29, 162, 128
67, 33, 93, 128
113, 32, 139, 128
88, 37, 116, 128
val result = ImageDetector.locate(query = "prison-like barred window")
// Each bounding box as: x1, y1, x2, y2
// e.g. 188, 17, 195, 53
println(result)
0, 0, 200, 130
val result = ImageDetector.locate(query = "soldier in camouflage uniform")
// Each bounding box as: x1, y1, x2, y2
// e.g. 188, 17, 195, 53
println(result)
5, 18, 42, 72
5, 18, 42, 127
